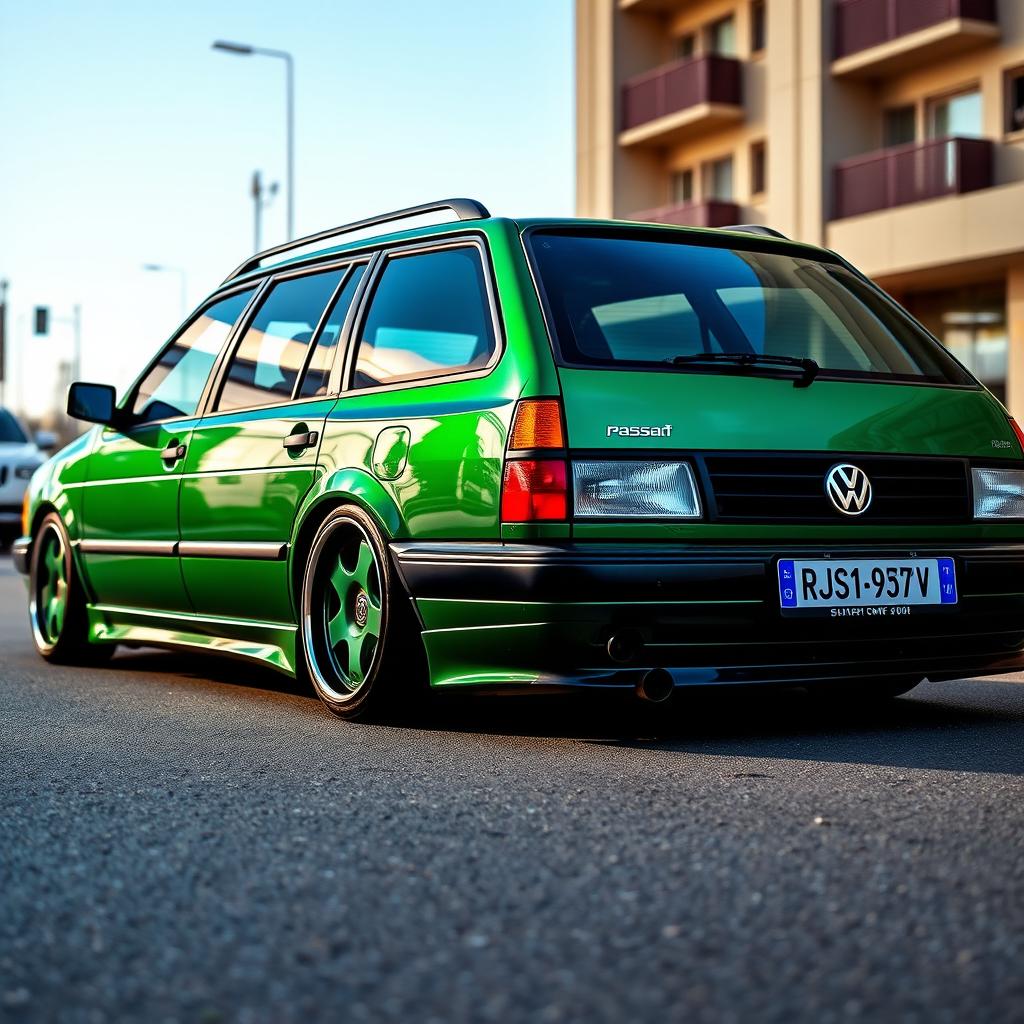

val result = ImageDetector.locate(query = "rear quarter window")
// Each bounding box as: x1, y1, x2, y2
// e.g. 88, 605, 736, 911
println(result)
352, 245, 496, 389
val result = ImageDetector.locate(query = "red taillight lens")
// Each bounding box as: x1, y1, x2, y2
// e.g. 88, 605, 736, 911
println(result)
1010, 418, 1024, 457
500, 459, 568, 521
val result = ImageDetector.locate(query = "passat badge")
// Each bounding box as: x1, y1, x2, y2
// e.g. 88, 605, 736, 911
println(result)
826, 463, 872, 515
606, 424, 673, 438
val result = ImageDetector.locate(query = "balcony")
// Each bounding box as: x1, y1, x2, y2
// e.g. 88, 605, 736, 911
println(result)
631, 200, 741, 228
832, 137, 994, 220
619, 56, 743, 148
832, 0, 999, 79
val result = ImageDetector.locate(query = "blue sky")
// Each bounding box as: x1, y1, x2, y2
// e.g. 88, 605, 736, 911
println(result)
0, 0, 574, 417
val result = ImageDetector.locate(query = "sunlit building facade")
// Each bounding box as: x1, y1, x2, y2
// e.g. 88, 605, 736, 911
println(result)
576, 0, 1024, 414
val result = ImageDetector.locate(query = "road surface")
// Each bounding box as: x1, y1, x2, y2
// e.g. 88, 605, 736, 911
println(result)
1, 555, 1022, 1023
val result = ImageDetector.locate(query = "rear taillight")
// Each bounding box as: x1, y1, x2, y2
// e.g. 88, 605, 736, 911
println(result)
509, 398, 565, 450
501, 460, 568, 521
1009, 418, 1024, 457
501, 399, 568, 522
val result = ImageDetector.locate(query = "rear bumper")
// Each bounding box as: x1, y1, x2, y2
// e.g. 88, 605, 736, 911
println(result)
11, 536, 30, 575
390, 541, 1024, 690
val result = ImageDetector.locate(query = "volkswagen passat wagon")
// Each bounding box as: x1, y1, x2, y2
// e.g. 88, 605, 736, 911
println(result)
15, 199, 1024, 718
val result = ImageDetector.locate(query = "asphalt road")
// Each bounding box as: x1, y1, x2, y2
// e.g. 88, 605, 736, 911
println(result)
1, 556, 1023, 1024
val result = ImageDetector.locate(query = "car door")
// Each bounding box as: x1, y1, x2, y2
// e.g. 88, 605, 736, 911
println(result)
78, 287, 257, 613
178, 261, 368, 623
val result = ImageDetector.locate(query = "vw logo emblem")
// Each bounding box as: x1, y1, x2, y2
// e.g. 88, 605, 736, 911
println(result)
825, 463, 872, 515
354, 591, 369, 628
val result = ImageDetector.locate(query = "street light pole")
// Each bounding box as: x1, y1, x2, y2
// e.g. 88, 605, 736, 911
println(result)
213, 40, 295, 241
142, 264, 188, 319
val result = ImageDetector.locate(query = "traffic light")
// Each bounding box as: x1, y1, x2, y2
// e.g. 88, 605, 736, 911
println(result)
34, 306, 49, 335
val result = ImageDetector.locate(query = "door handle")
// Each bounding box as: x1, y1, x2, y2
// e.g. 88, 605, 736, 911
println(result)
161, 442, 186, 463
283, 430, 319, 451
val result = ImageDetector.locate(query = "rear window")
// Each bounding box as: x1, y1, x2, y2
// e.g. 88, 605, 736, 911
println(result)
526, 230, 974, 386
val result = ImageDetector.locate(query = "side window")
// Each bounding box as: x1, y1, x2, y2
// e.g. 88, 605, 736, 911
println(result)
353, 246, 496, 389
216, 269, 344, 412
297, 264, 367, 398
131, 289, 255, 423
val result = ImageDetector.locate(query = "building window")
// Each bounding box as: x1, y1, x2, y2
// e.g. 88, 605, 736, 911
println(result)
904, 283, 1007, 403
703, 156, 734, 200
884, 105, 916, 147
927, 87, 983, 139
1006, 67, 1024, 133
675, 33, 696, 60
751, 1, 766, 54
671, 169, 694, 205
750, 141, 766, 195
706, 16, 736, 57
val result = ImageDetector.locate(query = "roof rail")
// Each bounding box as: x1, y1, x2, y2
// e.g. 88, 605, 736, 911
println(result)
223, 197, 491, 283
722, 224, 789, 239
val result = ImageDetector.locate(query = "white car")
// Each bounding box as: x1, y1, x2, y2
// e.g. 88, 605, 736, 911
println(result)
0, 409, 54, 549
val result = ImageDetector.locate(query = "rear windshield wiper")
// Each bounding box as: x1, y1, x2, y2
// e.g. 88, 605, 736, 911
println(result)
666, 352, 819, 388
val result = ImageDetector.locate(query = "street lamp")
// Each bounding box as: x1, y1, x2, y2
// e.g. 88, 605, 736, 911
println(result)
142, 264, 187, 318
212, 39, 295, 242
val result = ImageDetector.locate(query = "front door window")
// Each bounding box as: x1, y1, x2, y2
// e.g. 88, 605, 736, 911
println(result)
131, 289, 255, 422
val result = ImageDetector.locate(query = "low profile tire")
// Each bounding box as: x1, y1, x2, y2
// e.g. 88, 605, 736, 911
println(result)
29, 512, 113, 664
809, 676, 923, 702
300, 506, 425, 721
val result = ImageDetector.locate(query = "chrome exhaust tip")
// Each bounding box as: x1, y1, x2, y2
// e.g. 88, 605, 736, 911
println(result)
636, 668, 674, 704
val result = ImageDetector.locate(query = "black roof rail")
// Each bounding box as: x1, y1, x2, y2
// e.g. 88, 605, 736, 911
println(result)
223, 197, 491, 283
721, 224, 789, 239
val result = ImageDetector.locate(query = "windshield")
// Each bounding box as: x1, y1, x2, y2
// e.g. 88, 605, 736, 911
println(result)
0, 409, 28, 443
526, 230, 974, 387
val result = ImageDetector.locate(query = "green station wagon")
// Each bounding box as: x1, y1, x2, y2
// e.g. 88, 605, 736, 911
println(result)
15, 198, 1024, 718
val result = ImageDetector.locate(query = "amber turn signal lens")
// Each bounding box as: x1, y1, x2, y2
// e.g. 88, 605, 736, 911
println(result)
21, 489, 31, 537
509, 399, 565, 450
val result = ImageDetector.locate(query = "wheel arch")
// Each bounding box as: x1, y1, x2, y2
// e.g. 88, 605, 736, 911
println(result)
289, 468, 405, 612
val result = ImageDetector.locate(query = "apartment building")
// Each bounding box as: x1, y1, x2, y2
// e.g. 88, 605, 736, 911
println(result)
576, 0, 1024, 415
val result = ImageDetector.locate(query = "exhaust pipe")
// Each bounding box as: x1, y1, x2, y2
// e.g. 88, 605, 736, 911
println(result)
607, 629, 643, 664
636, 668, 674, 704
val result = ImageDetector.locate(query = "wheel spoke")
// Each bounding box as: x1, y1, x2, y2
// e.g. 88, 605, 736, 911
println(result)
347, 632, 365, 683
327, 607, 348, 648
50, 596, 65, 636
354, 541, 375, 588
363, 597, 382, 638
329, 556, 351, 599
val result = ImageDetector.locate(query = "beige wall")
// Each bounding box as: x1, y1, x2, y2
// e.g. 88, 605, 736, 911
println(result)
577, 0, 1024, 406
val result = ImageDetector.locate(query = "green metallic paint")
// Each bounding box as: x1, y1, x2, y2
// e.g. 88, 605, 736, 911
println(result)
559, 369, 1018, 457
87, 604, 297, 674
178, 397, 335, 622
78, 420, 198, 612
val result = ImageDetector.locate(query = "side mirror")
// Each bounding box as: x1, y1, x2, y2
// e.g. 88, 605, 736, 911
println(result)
67, 382, 119, 426
34, 430, 57, 452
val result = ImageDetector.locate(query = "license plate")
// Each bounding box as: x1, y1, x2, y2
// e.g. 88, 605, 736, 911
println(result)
778, 558, 957, 617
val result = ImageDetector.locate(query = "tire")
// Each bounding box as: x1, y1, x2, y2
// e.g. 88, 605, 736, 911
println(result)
809, 676, 922, 703
29, 512, 114, 664
299, 505, 425, 720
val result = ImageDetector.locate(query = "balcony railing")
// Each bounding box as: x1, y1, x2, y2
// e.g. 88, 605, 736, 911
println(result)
832, 137, 993, 219
834, 0, 997, 60
621, 55, 742, 131
631, 200, 741, 228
